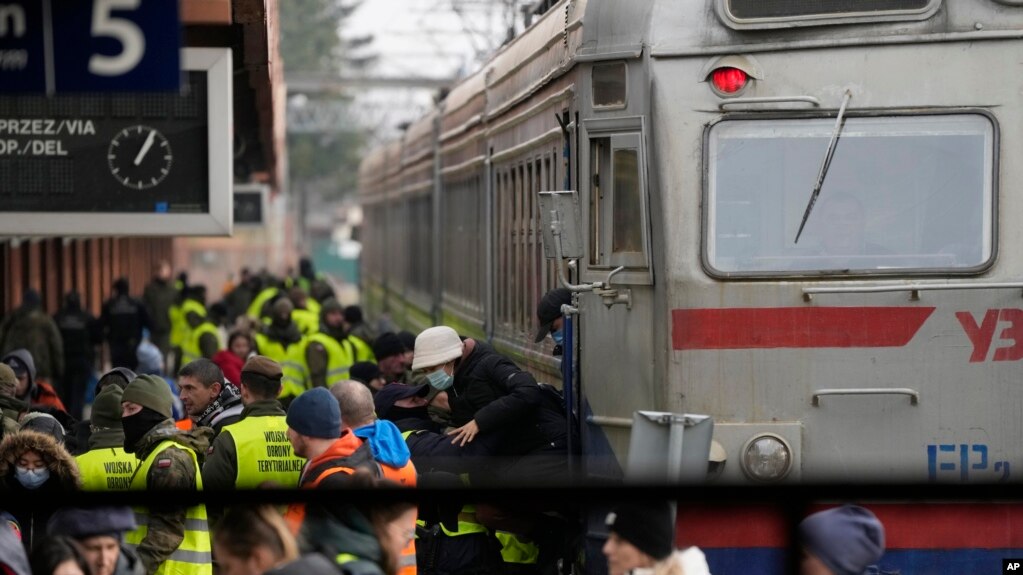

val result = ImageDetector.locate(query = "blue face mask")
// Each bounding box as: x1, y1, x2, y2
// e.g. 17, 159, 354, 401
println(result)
15, 466, 49, 490
551, 329, 564, 345
426, 368, 454, 391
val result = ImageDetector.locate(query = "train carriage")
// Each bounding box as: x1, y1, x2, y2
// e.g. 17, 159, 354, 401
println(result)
358, 0, 1023, 484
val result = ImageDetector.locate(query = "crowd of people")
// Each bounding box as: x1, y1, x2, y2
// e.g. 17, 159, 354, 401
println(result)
0, 261, 888, 575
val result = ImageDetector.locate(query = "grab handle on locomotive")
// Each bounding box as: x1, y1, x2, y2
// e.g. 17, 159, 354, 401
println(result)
812, 387, 921, 407
718, 95, 821, 110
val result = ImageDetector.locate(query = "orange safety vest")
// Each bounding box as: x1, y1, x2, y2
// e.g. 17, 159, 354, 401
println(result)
283, 432, 366, 534
284, 463, 357, 534
377, 452, 418, 575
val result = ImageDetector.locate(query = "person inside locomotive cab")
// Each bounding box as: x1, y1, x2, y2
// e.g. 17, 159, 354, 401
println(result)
814, 194, 889, 258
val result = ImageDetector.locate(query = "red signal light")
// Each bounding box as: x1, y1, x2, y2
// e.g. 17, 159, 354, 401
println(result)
710, 67, 749, 95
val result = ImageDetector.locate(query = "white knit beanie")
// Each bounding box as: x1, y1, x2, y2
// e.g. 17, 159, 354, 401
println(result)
412, 326, 464, 371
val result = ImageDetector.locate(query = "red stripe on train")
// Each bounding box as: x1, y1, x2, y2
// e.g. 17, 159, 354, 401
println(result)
672, 307, 936, 350
676, 504, 1023, 549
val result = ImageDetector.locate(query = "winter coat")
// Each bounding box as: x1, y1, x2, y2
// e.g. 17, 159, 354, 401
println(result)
1, 350, 67, 415
449, 341, 566, 456
0, 430, 82, 550
0, 305, 63, 381
212, 350, 245, 388
142, 278, 177, 336
632, 548, 712, 575
300, 504, 387, 575
53, 302, 100, 366
0, 395, 26, 439
101, 294, 150, 369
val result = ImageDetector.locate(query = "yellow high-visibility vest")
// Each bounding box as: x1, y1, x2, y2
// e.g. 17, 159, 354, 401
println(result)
255, 333, 306, 399
125, 440, 212, 575
283, 333, 353, 393
495, 531, 540, 565
169, 304, 186, 348
346, 335, 376, 363
181, 322, 221, 366
223, 415, 304, 489
76, 447, 138, 491
292, 309, 320, 336
247, 288, 280, 321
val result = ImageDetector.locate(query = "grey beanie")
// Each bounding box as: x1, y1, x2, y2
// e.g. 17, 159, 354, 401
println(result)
19, 412, 65, 445
799, 505, 885, 575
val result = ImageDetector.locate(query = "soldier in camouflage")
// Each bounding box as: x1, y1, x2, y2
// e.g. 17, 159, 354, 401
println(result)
121, 374, 212, 575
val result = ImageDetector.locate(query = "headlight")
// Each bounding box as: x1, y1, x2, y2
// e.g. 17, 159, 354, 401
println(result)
740, 434, 792, 482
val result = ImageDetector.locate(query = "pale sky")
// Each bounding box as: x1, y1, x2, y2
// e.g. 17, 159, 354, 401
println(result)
343, 0, 532, 139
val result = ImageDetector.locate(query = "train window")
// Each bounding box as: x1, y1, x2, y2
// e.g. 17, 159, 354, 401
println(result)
719, 0, 941, 28
590, 133, 650, 270
705, 113, 995, 277
592, 62, 627, 109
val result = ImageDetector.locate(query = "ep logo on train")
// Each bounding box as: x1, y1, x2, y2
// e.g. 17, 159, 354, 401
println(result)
1003, 560, 1023, 574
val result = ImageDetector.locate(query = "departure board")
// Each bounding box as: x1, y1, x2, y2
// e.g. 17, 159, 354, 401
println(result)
0, 72, 208, 213
0, 48, 232, 237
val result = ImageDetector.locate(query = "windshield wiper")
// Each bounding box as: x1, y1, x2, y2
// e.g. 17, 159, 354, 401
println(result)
794, 89, 853, 244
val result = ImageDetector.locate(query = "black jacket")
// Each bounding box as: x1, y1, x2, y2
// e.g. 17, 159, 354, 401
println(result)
449, 341, 566, 456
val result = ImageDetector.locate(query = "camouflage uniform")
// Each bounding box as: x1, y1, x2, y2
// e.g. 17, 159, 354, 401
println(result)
0, 303, 64, 383
0, 365, 24, 439
129, 421, 211, 575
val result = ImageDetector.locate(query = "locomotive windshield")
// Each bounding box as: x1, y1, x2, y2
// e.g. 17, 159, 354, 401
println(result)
705, 114, 995, 276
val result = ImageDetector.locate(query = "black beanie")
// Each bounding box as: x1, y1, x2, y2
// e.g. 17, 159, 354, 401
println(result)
373, 332, 404, 361
606, 501, 675, 561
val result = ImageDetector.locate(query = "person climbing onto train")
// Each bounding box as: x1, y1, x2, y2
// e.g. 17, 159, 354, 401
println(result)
534, 288, 572, 357
411, 326, 569, 482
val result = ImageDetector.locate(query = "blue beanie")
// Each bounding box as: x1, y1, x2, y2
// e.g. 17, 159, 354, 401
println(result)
287, 388, 342, 439
799, 505, 885, 575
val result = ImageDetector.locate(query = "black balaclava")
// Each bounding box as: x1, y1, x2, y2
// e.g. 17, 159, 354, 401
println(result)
122, 407, 167, 453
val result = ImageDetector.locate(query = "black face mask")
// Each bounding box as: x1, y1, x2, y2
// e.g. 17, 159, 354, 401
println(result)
122, 407, 168, 453
388, 406, 432, 424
